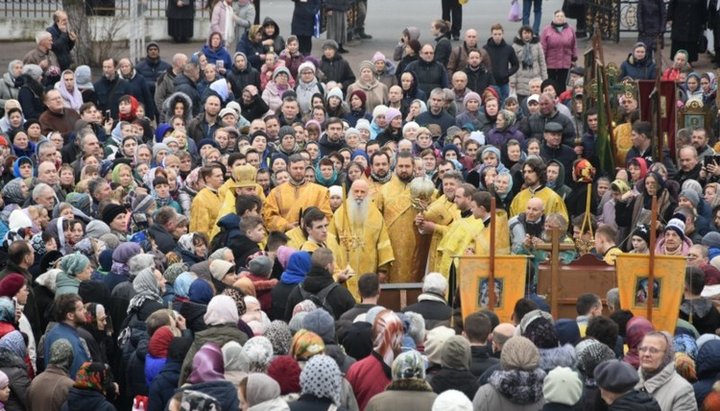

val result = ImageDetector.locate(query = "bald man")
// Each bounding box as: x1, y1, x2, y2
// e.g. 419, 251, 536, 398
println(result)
329, 179, 394, 296
477, 322, 516, 384
509, 197, 546, 254
448, 29, 478, 73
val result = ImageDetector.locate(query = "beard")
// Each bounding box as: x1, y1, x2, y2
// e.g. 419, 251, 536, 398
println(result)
398, 172, 413, 183
348, 195, 370, 227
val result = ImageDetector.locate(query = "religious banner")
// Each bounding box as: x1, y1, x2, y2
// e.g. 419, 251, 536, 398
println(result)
637, 80, 677, 161
458, 256, 527, 323
616, 254, 686, 332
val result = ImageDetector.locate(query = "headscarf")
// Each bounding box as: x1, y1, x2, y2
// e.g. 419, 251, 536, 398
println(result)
496, 109, 516, 132
300, 354, 342, 404
179, 390, 221, 411
203, 295, 240, 326
74, 362, 113, 393
0, 297, 15, 324
1, 178, 26, 205
391, 349, 426, 380
55, 69, 83, 110
372, 309, 404, 367
111, 243, 142, 277
0, 330, 25, 358
127, 267, 163, 314
222, 288, 248, 316
48, 338, 74, 373
187, 342, 225, 384
245, 373, 282, 407
189, 279, 214, 304
265, 320, 293, 356
279, 251, 312, 285
163, 263, 187, 284
173, 272, 196, 299
148, 326, 175, 358
290, 329, 325, 361
241, 336, 274, 372
0, 370, 8, 390
222, 341, 249, 374
623, 317, 655, 368
494, 171, 514, 199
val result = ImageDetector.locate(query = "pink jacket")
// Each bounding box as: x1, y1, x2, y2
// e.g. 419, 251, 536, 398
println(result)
540, 24, 577, 70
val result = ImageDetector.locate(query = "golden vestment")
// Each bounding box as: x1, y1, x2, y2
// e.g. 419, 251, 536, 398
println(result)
329, 202, 395, 300
423, 195, 459, 272
286, 227, 306, 249
436, 214, 485, 280
209, 183, 266, 240
263, 181, 332, 232
375, 176, 420, 283
472, 211, 511, 256
509, 186, 569, 222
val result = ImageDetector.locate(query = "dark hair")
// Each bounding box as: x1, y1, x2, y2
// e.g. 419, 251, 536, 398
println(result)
239, 215, 264, 234
572, 213, 597, 233
464, 312, 492, 343
512, 298, 538, 323
632, 120, 652, 138
54, 293, 82, 322
471, 190, 492, 211
235, 194, 262, 215
576, 293, 601, 316
523, 157, 547, 185
371, 151, 390, 166
586, 316, 620, 351
358, 273, 380, 299
609, 309, 634, 338
8, 241, 32, 266
518, 25, 534, 36
686, 266, 705, 295
266, 231, 289, 252
302, 208, 327, 236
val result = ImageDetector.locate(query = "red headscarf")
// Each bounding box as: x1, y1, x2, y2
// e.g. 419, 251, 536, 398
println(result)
148, 326, 175, 358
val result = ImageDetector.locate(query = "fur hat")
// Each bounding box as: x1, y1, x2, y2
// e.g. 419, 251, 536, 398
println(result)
101, 204, 126, 225
543, 366, 582, 405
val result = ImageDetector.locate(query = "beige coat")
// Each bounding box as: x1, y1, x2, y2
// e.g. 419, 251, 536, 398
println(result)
365, 379, 438, 411
636, 362, 698, 411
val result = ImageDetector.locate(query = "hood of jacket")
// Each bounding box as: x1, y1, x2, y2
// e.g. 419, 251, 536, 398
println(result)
163, 91, 193, 118
626, 52, 652, 68
261, 17, 281, 39
485, 37, 508, 49
302, 266, 334, 294
186, 380, 240, 410
546, 159, 568, 190
217, 213, 241, 231
513, 35, 540, 46
696, 340, 720, 378
2, 72, 16, 89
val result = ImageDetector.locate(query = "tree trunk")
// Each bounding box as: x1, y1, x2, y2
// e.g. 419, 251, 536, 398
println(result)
63, 0, 93, 66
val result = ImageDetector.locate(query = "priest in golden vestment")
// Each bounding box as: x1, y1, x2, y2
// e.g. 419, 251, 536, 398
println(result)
509, 158, 569, 222
436, 184, 485, 279
468, 191, 511, 256
329, 179, 394, 299
417, 170, 462, 272
375, 153, 421, 283
263, 154, 332, 232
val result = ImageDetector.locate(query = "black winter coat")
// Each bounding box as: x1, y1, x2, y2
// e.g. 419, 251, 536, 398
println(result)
464, 65, 495, 94
135, 58, 171, 93
290, 394, 349, 411
405, 59, 449, 96
483, 38, 519, 86
121, 71, 155, 119
147, 224, 177, 254
402, 299, 452, 329
47, 23, 75, 71
148, 361, 181, 411
93, 76, 131, 119
667, 0, 705, 42
428, 367, 480, 401
238, 94, 270, 121
184, 380, 239, 411
226, 64, 261, 97
434, 33, 453, 67
319, 55, 356, 90
284, 266, 356, 321
608, 390, 661, 411
291, 0, 322, 37
172, 74, 201, 116
638, 0, 667, 38
469, 345, 499, 378
60, 389, 116, 411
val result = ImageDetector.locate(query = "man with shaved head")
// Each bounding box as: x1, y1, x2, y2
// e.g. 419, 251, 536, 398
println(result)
509, 197, 546, 255
329, 179, 394, 293
448, 29, 478, 73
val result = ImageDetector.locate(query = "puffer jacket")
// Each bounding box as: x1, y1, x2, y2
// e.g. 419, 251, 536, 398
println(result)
636, 361, 697, 411
319, 55, 356, 91
509, 36, 547, 96
609, 390, 661, 411
405, 59, 449, 96
540, 23, 577, 69
619, 53, 657, 80
693, 340, 720, 406
226, 55, 261, 96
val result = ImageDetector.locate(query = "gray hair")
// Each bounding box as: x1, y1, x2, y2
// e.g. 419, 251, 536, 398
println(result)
422, 272, 448, 295
605, 288, 620, 312
32, 183, 53, 200
35, 31, 51, 44
127, 253, 156, 278
22, 64, 43, 81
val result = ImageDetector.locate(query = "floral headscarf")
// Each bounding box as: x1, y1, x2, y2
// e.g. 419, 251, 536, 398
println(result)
74, 362, 113, 393
290, 329, 325, 361
373, 309, 404, 367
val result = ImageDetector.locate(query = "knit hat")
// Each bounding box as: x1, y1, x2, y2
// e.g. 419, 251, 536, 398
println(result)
371, 51, 386, 63
349, 89, 367, 106
148, 326, 174, 358
0, 274, 25, 298
101, 204, 126, 225
326, 87, 344, 102
680, 189, 700, 208
595, 359, 640, 393
272, 66, 291, 79
74, 65, 93, 89
372, 105, 389, 120
322, 39, 339, 50
384, 108, 402, 124
60, 253, 91, 278
302, 309, 336, 343
359, 60, 376, 75
300, 354, 342, 404
298, 61, 316, 74
241, 336, 274, 372
391, 349, 425, 380
431, 390, 473, 411
264, 320, 292, 356
49, 339, 74, 372
424, 326, 455, 365
218, 107, 237, 119
209, 260, 235, 281
632, 225, 651, 245
291, 329, 325, 361
152, 142, 169, 158
543, 366, 582, 406
575, 339, 615, 378
441, 335, 471, 370
267, 355, 302, 394
355, 118, 371, 132
501, 336, 540, 371
664, 214, 687, 239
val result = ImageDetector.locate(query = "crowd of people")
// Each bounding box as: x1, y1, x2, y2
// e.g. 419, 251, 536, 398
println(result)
1, 0, 720, 410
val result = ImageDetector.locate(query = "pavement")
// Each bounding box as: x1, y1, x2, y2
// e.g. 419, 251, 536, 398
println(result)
0, 0, 715, 79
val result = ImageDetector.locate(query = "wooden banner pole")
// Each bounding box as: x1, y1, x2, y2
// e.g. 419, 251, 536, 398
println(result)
647, 195, 658, 321
550, 228, 560, 319
488, 196, 497, 311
